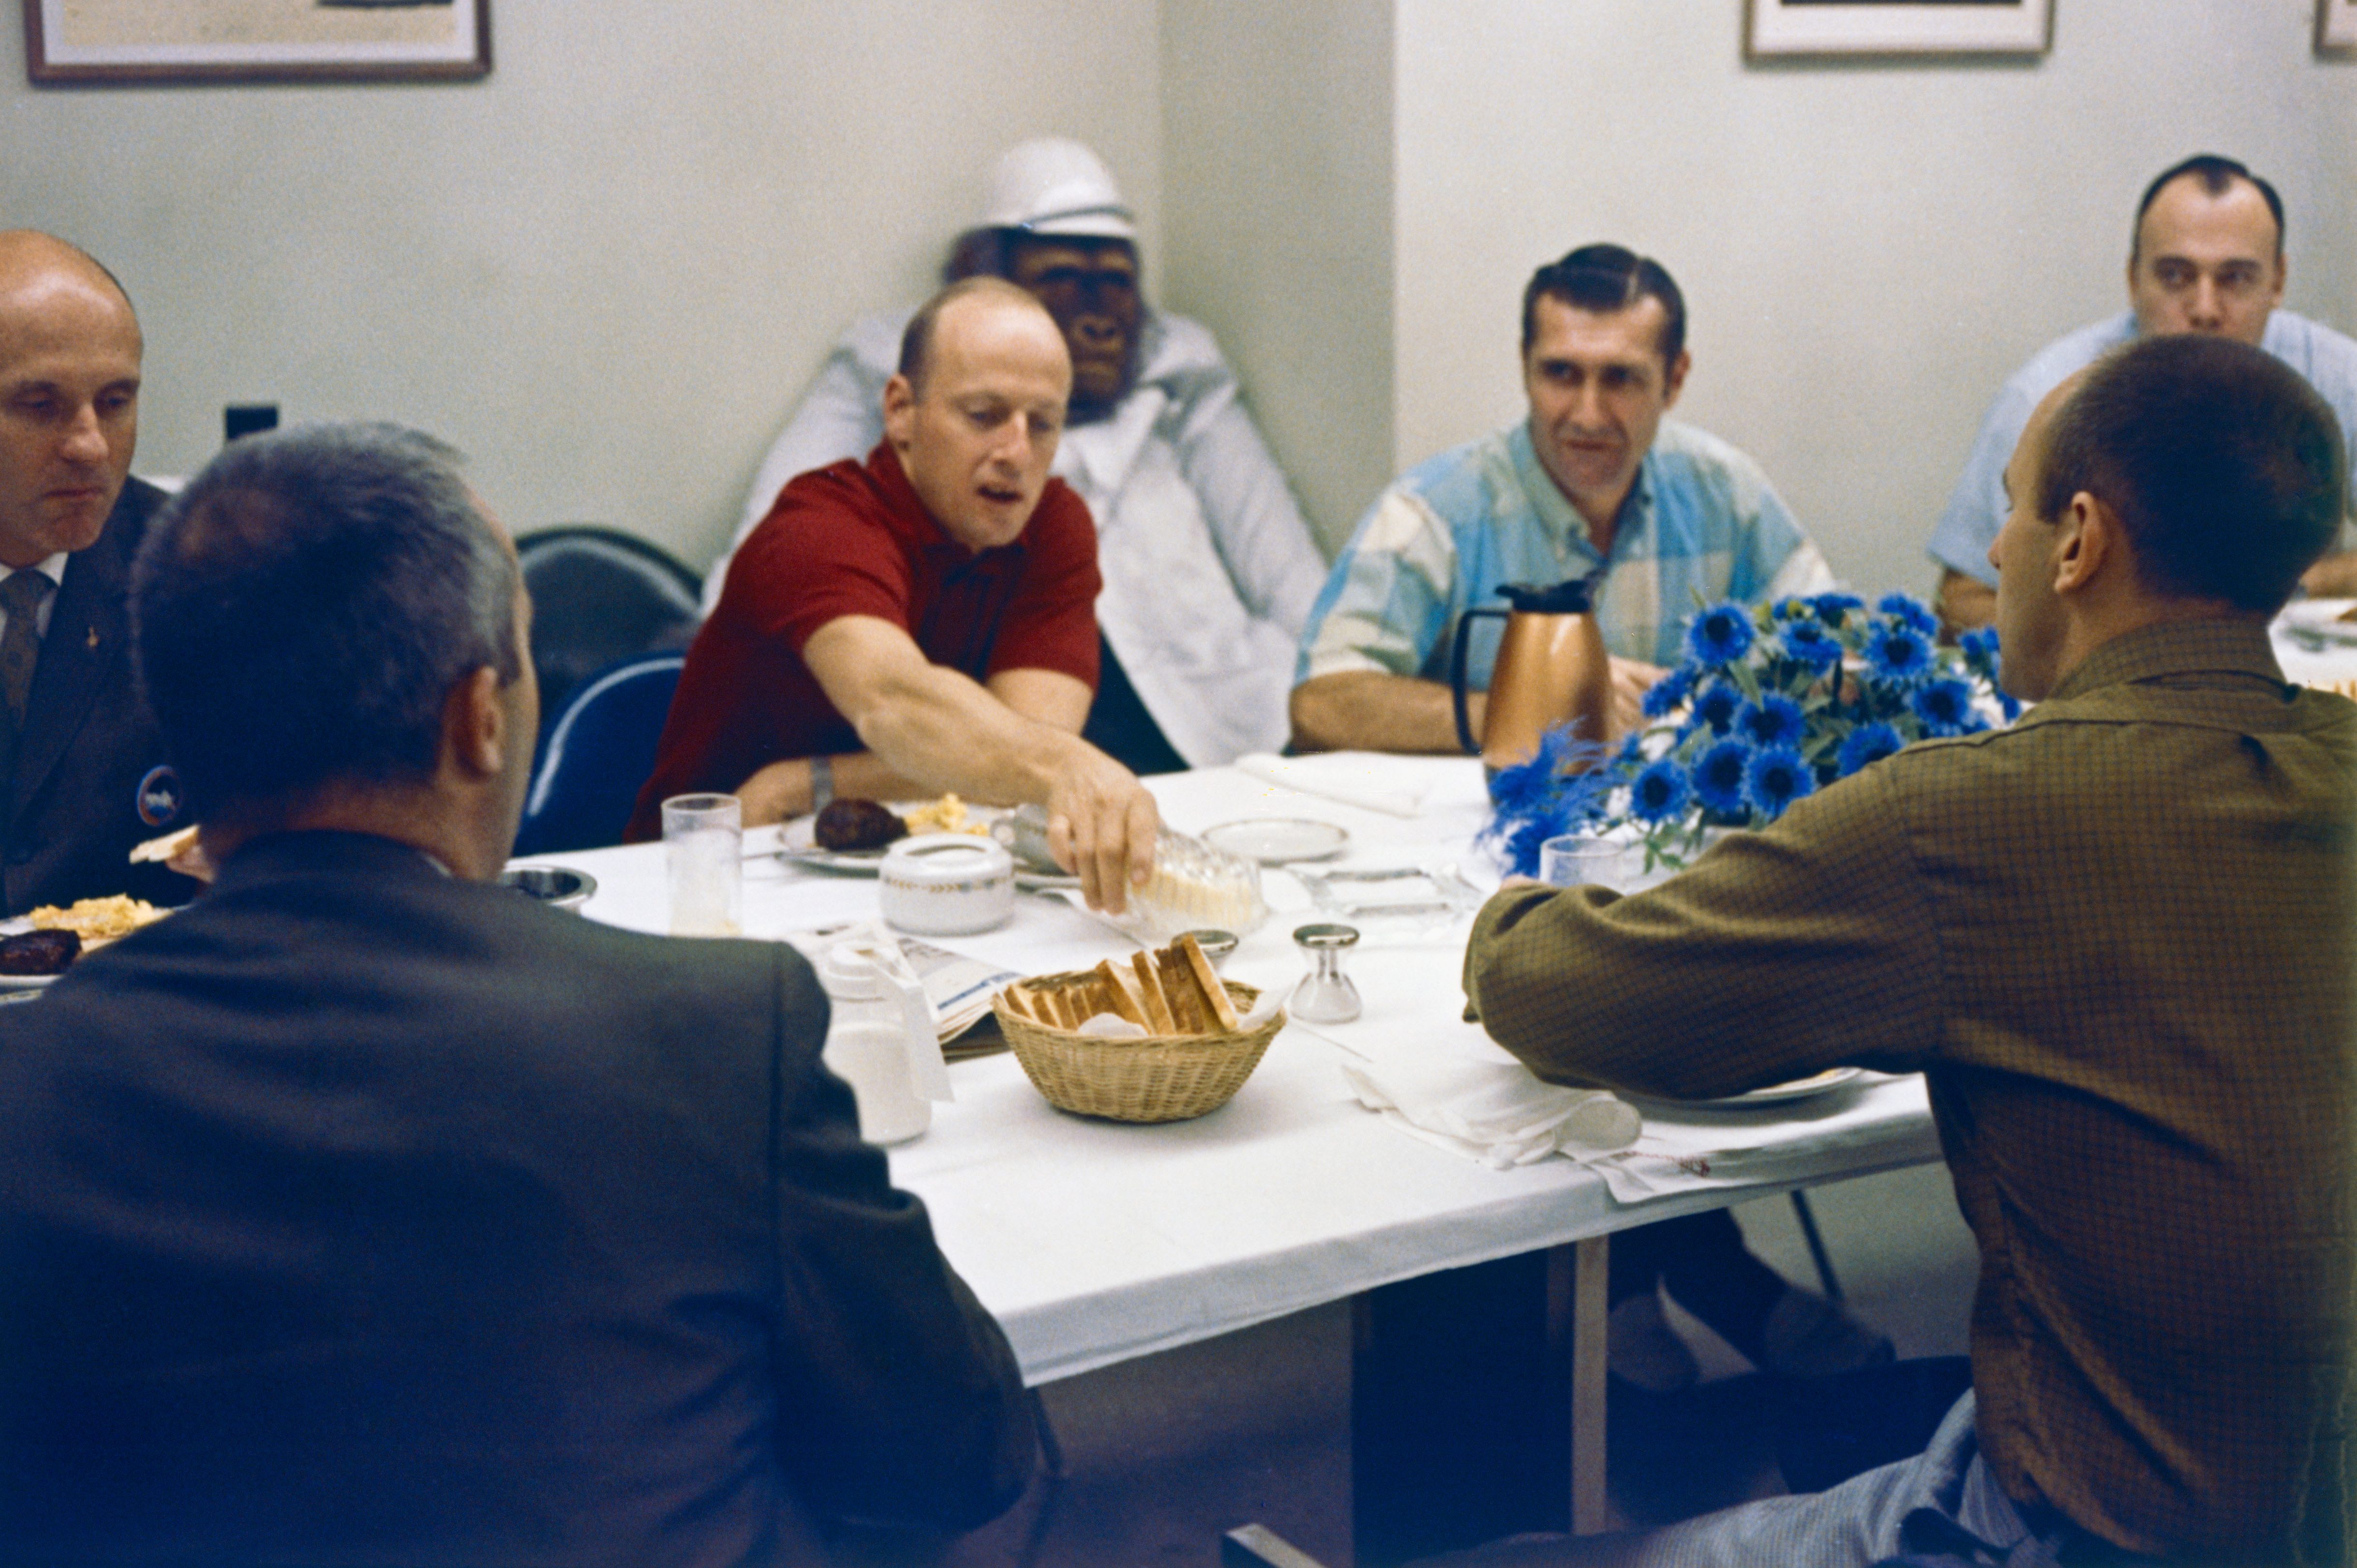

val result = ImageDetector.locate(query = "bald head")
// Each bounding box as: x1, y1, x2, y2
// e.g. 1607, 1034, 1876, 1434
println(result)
0, 232, 143, 569
0, 232, 137, 331
883, 279, 1071, 554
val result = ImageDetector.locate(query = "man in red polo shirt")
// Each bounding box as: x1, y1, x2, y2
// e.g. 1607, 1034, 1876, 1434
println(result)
633, 278, 1158, 910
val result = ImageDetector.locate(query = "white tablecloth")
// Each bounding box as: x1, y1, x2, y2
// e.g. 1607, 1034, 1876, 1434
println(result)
540, 758, 1941, 1384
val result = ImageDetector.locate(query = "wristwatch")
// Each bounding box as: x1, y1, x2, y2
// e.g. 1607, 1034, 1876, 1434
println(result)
807, 754, 834, 814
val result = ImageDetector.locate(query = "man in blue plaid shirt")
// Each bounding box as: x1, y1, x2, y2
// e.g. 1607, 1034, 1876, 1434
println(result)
1291, 245, 1880, 1409
1290, 244, 1834, 755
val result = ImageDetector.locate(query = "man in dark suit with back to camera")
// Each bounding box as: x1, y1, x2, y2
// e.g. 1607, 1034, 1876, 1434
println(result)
0, 230, 194, 914
0, 422, 1034, 1564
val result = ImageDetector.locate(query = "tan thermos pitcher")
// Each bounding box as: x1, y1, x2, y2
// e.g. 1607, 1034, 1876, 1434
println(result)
1449, 578, 1611, 775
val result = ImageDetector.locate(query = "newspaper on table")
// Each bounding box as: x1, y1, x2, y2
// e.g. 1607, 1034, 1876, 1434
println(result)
782, 922, 1020, 1050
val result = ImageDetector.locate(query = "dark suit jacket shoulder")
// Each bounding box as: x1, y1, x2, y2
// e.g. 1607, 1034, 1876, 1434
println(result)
0, 830, 1031, 1566
1, 477, 197, 915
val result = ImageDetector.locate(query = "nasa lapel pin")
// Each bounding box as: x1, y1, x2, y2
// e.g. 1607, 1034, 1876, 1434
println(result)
136, 765, 185, 829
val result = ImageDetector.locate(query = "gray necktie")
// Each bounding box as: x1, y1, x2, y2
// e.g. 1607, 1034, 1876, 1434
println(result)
0, 570, 54, 736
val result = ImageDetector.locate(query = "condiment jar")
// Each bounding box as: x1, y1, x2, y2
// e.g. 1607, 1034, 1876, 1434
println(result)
878, 833, 1015, 936
818, 947, 932, 1145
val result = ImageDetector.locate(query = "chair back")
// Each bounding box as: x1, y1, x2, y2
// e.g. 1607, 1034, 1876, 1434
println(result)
514, 652, 684, 857
515, 527, 702, 728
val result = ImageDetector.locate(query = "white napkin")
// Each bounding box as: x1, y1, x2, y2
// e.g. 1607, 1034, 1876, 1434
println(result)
1235, 752, 1429, 819
1589, 1074, 1934, 1202
1340, 1055, 1642, 1170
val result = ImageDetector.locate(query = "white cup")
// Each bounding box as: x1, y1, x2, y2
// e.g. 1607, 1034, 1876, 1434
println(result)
663, 793, 742, 937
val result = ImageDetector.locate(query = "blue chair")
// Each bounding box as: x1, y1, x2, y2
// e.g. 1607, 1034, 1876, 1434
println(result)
516, 527, 702, 736
514, 653, 684, 857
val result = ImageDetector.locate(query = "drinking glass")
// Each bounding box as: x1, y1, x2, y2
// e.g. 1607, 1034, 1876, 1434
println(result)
663, 793, 743, 937
1539, 834, 1636, 891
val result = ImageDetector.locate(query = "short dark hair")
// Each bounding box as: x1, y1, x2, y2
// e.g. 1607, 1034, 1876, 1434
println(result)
132, 423, 522, 818
1521, 244, 1686, 366
2035, 335, 2344, 614
2132, 154, 2285, 261
895, 275, 1053, 396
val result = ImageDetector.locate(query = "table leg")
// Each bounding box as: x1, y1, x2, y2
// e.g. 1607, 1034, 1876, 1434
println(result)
1558, 1237, 1610, 1535
1350, 1237, 1610, 1565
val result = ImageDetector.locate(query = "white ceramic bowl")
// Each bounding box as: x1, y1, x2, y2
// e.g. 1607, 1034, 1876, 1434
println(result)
878, 833, 1015, 935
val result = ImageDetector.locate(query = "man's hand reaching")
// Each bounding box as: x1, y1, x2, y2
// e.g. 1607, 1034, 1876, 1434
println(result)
1043, 752, 1159, 915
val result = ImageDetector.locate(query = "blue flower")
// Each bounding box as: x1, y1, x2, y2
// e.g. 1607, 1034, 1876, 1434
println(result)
1640, 662, 1697, 719
1691, 738, 1754, 819
1877, 593, 1939, 637
1744, 745, 1816, 821
1614, 733, 1647, 768
1479, 723, 1614, 875
1691, 680, 1742, 735
1909, 677, 1976, 737
1684, 600, 1756, 667
1836, 722, 1905, 778
1778, 619, 1842, 671
1958, 625, 2002, 684
1627, 758, 1692, 825
1499, 816, 1562, 879
1998, 691, 2022, 722
1863, 623, 1933, 686
1812, 592, 1866, 626
1734, 693, 1806, 749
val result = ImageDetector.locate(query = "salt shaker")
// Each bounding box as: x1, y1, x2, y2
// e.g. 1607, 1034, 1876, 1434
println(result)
1289, 923, 1362, 1024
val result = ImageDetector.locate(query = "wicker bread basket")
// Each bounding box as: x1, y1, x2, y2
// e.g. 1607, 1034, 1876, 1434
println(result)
993, 969, 1282, 1123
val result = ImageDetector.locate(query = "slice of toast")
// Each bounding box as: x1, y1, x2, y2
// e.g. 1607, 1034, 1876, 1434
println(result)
1094, 959, 1149, 1027
1154, 949, 1206, 1033
1175, 933, 1242, 1031
1129, 950, 1178, 1034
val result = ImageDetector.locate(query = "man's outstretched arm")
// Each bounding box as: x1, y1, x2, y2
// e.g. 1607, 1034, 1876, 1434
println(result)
758, 615, 1156, 912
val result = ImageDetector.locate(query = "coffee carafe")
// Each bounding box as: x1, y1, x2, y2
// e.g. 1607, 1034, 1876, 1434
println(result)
1448, 578, 1610, 774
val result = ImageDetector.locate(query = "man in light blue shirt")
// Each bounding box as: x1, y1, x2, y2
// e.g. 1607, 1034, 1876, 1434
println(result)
1293, 254, 1878, 1398
1291, 244, 1833, 754
1931, 153, 2357, 634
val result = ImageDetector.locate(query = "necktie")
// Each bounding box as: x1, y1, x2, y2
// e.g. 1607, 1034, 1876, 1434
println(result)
0, 570, 54, 737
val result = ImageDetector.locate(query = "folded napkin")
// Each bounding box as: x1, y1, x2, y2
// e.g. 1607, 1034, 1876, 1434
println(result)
1341, 1055, 1641, 1170
1235, 752, 1429, 819
1590, 1074, 1936, 1202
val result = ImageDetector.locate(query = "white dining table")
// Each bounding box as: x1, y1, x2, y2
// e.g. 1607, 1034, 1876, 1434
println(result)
533, 755, 1945, 1547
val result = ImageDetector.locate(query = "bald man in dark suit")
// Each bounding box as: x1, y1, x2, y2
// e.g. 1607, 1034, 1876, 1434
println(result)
0, 231, 193, 913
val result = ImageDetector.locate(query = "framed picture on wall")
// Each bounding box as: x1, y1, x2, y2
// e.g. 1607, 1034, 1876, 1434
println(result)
1745, 0, 2053, 59
2322, 0, 2357, 52
24, 0, 490, 84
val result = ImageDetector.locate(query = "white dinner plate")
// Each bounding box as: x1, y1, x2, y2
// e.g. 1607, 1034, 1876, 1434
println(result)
1632, 1067, 1864, 1110
778, 815, 1078, 890
1203, 818, 1349, 865
2277, 599, 2357, 645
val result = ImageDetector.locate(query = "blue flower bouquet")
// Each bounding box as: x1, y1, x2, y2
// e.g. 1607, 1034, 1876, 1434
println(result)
1483, 593, 2012, 879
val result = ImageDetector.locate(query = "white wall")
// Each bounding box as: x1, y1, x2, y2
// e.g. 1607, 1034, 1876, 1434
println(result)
1160, 0, 1395, 556
0, 0, 1162, 571
1393, 0, 2357, 600
10, 0, 2349, 600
